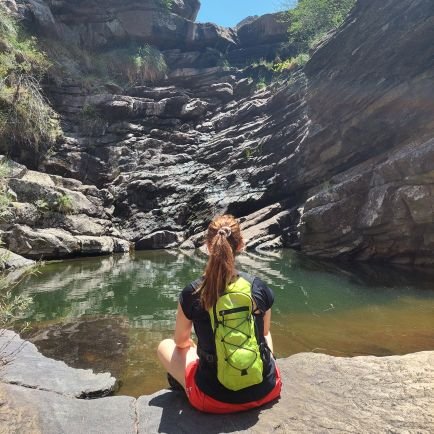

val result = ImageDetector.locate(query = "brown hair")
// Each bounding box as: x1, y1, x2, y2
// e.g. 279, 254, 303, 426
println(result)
199, 214, 244, 311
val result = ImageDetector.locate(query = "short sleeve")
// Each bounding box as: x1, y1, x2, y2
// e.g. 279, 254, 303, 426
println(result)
251, 277, 274, 313
179, 284, 194, 320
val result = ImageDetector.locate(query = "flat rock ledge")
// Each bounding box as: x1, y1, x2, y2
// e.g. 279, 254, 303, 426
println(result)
0, 331, 433, 433
0, 330, 117, 398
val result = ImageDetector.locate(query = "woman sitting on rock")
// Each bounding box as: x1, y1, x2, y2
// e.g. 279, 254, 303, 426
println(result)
157, 214, 282, 413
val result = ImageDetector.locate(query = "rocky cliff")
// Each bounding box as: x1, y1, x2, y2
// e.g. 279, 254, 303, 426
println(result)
1, 0, 433, 265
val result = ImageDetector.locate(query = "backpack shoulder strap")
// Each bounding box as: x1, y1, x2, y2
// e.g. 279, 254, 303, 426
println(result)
236, 270, 255, 286
190, 276, 204, 292
236, 271, 263, 315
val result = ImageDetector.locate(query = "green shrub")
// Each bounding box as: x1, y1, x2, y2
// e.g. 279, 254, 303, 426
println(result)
55, 193, 73, 214
34, 198, 49, 211
88, 44, 167, 86
35, 194, 73, 214
0, 249, 35, 348
128, 44, 168, 85
79, 104, 106, 137
41, 37, 168, 89
251, 58, 274, 70
0, 5, 61, 154
244, 144, 263, 159
0, 289, 32, 330
273, 53, 310, 73
159, 0, 173, 11
256, 80, 267, 91
0, 160, 10, 179
0, 160, 11, 220
285, 0, 356, 51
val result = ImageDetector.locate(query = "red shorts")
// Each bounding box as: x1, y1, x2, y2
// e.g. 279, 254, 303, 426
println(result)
184, 360, 282, 414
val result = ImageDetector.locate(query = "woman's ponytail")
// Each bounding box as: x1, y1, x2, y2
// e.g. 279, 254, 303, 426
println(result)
199, 215, 243, 310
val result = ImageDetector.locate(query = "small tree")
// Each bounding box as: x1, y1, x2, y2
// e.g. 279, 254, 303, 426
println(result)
286, 0, 356, 51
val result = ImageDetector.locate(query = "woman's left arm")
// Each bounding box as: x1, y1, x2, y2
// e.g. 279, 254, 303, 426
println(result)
174, 302, 193, 349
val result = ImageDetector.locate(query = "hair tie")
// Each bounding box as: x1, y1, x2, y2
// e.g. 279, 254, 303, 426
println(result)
217, 226, 232, 238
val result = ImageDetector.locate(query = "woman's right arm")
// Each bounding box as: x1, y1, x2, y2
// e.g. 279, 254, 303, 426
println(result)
263, 309, 274, 353
174, 302, 193, 349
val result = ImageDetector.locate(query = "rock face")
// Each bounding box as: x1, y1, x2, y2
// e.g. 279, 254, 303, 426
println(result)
0, 330, 117, 397
298, 139, 434, 264
229, 12, 294, 65
16, 0, 236, 51
3, 0, 433, 265
1, 343, 433, 433
0, 156, 131, 259
291, 0, 434, 264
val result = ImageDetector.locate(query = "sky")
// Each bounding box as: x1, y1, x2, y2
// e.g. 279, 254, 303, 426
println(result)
196, 0, 296, 28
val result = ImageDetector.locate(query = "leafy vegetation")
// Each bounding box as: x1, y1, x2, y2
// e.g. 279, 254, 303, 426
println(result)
244, 145, 262, 159
79, 104, 107, 137
273, 53, 309, 73
127, 44, 168, 85
43, 40, 167, 89
34, 194, 73, 214
0, 160, 11, 220
0, 5, 60, 154
55, 193, 73, 214
285, 0, 356, 51
0, 287, 31, 332
256, 79, 267, 91
159, 0, 174, 11
0, 250, 36, 364
34, 198, 49, 212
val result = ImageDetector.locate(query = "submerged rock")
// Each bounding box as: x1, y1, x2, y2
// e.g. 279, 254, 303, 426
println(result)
0, 330, 117, 398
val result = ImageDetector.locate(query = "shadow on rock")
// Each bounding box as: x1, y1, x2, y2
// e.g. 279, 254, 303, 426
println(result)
140, 390, 280, 434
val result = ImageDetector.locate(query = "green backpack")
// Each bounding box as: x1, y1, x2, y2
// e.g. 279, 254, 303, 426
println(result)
209, 274, 264, 391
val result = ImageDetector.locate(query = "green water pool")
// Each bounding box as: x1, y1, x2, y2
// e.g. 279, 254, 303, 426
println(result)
12, 249, 434, 397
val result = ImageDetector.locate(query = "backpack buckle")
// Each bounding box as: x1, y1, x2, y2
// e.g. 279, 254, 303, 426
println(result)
197, 347, 216, 365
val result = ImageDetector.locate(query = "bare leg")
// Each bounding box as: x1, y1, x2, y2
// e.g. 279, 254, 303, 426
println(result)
157, 338, 198, 389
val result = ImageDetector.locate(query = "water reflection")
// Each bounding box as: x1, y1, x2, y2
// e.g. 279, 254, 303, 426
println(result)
14, 249, 434, 397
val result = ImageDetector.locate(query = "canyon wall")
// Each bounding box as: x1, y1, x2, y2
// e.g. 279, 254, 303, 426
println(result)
1, 0, 433, 265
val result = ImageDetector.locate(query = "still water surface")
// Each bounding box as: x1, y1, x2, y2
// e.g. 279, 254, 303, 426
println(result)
13, 249, 434, 397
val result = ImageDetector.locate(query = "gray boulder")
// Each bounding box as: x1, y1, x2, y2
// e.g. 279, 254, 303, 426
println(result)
5, 225, 130, 259
0, 383, 135, 434
136, 230, 184, 250
236, 13, 289, 47
0, 248, 35, 271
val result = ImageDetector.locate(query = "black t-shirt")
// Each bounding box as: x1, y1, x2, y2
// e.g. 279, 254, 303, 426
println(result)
179, 271, 276, 404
